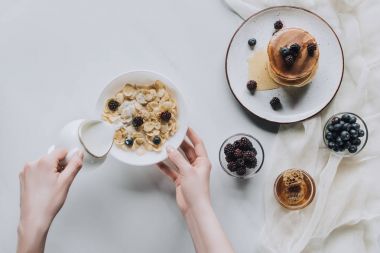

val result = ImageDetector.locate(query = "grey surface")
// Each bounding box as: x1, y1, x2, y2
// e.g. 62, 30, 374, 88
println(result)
0, 0, 277, 252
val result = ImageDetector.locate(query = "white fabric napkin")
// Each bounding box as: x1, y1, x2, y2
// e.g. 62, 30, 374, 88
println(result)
224, 0, 380, 252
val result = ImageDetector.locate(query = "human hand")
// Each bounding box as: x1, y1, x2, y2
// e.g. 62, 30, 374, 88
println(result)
18, 149, 83, 236
158, 128, 211, 215
158, 129, 235, 253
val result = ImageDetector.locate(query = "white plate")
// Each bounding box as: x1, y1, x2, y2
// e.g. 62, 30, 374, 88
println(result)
225, 6, 344, 123
96, 70, 188, 166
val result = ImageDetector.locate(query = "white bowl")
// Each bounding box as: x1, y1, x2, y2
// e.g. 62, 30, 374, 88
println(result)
95, 70, 188, 166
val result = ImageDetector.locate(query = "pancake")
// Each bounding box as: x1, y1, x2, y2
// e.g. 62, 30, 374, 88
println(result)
267, 28, 319, 87
267, 61, 318, 88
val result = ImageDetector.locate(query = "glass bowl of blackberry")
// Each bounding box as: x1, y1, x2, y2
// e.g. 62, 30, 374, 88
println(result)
323, 112, 368, 156
219, 134, 264, 179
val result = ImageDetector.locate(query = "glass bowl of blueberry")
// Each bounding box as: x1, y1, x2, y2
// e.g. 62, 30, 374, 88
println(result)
219, 134, 264, 179
323, 112, 368, 156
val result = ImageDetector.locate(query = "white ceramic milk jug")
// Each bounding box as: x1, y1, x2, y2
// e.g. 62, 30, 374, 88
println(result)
48, 119, 115, 166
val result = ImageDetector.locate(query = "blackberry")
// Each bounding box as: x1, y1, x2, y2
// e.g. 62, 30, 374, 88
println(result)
280, 47, 290, 58
225, 155, 236, 163
243, 150, 255, 160
234, 149, 243, 159
270, 97, 281, 110
132, 116, 144, 128
107, 99, 120, 112
233, 140, 241, 149
289, 43, 301, 57
307, 43, 317, 56
284, 54, 295, 67
236, 167, 247, 176
245, 156, 257, 168
239, 137, 253, 151
224, 143, 235, 157
125, 138, 134, 147
274, 20, 283, 30
247, 80, 257, 94
227, 162, 238, 172
160, 111, 172, 122
248, 38, 257, 48
236, 158, 245, 168
153, 136, 161, 145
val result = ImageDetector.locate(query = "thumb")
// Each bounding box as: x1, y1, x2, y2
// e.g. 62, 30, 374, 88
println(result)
166, 146, 190, 174
60, 151, 84, 184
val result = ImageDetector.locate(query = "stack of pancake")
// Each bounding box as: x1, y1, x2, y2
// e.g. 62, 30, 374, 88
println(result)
267, 28, 319, 87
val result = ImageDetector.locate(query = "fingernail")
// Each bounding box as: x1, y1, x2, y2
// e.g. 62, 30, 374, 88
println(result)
76, 150, 84, 158
166, 146, 175, 153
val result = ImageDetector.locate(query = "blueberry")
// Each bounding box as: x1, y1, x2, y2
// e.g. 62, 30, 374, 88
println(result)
342, 114, 351, 122
333, 146, 339, 152
331, 117, 340, 125
350, 129, 358, 138
348, 145, 358, 153
338, 146, 345, 152
325, 131, 333, 140
358, 129, 365, 137
349, 116, 357, 124
328, 142, 336, 149
333, 124, 342, 131
248, 38, 257, 47
125, 138, 134, 147
351, 123, 360, 130
351, 138, 361, 146
153, 136, 161, 145
340, 131, 350, 141
336, 136, 343, 146
343, 141, 351, 149
343, 123, 351, 131
327, 124, 334, 132
280, 47, 290, 57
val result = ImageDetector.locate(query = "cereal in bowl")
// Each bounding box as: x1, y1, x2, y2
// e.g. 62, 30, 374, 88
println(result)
102, 80, 178, 153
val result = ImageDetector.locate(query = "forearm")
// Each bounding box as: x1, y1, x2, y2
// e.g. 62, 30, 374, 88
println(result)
17, 221, 50, 253
184, 202, 235, 253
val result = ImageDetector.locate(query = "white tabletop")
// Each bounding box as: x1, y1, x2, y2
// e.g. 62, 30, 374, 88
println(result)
0, 0, 278, 252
